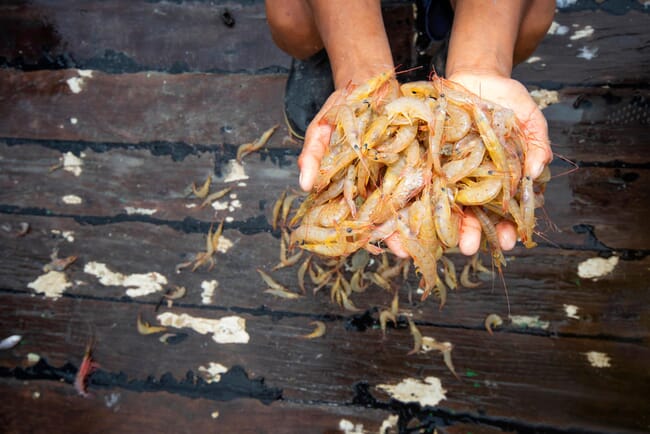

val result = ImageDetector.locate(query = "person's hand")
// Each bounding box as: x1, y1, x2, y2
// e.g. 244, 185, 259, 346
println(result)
446, 71, 553, 255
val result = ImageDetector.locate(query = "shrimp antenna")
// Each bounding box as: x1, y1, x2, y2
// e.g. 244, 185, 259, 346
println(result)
550, 151, 579, 179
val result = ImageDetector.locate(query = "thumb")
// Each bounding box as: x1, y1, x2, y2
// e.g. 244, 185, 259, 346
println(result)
298, 121, 332, 191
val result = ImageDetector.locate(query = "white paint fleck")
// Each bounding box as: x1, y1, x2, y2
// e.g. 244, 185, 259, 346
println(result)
62, 194, 82, 205
198, 362, 228, 383
530, 89, 560, 110
570, 25, 594, 40
577, 46, 599, 60
225, 216, 234, 223
28, 271, 72, 299
237, 182, 247, 187
377, 376, 446, 407
62, 152, 83, 176
124, 206, 157, 216
185, 203, 197, 209
338, 419, 364, 434
547, 21, 570, 35
222, 159, 249, 183
229, 193, 237, 200
69, 117, 78, 125
509, 315, 550, 330
104, 392, 121, 409
83, 261, 168, 297
211, 200, 229, 211
578, 256, 618, 280
230, 199, 242, 209
66, 77, 84, 93
201, 279, 218, 304
211, 411, 220, 419
526, 56, 542, 63
585, 351, 611, 368
379, 415, 399, 434
556, 0, 578, 8
51, 229, 75, 242
77, 69, 94, 78
215, 235, 234, 254
26, 353, 41, 365
564, 304, 580, 320
0, 335, 22, 350
156, 312, 250, 344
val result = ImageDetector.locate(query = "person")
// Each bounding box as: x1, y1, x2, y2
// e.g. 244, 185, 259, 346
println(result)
265, 0, 555, 257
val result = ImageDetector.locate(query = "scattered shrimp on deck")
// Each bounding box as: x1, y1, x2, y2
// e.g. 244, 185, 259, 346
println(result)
191, 174, 212, 199
236, 124, 279, 163
137, 312, 168, 335
485, 313, 504, 335
300, 321, 327, 339
74, 341, 99, 397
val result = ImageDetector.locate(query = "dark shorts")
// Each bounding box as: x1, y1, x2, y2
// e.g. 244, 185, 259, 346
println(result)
423, 0, 454, 41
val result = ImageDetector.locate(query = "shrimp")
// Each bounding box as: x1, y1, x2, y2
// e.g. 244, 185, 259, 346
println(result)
460, 262, 482, 288
400, 80, 437, 98
432, 179, 461, 248
444, 104, 472, 142
343, 165, 357, 218
520, 174, 537, 248
407, 318, 423, 355
191, 174, 212, 199
137, 313, 168, 335
455, 177, 503, 206
272, 190, 286, 231
200, 187, 232, 209
236, 124, 279, 163
485, 313, 503, 335
345, 70, 395, 104
74, 341, 99, 398
441, 134, 485, 184
297, 255, 312, 294
300, 321, 326, 339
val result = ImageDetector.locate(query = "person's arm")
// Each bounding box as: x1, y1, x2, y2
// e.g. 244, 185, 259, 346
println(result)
444, 0, 554, 255
298, 0, 394, 191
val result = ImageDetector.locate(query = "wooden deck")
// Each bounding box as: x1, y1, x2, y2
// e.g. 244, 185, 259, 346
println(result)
1, 1, 649, 433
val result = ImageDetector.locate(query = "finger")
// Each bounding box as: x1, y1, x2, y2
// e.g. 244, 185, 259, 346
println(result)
384, 233, 409, 258
458, 211, 482, 256
297, 122, 332, 191
523, 112, 553, 179
496, 220, 517, 251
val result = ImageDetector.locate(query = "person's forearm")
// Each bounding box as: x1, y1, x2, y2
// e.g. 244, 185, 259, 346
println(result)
446, 0, 528, 78
307, 0, 394, 89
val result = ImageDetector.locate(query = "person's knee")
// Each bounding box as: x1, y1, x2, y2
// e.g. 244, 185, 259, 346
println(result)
266, 0, 322, 59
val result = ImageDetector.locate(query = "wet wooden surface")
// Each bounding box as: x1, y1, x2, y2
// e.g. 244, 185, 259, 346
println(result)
1, 1, 649, 433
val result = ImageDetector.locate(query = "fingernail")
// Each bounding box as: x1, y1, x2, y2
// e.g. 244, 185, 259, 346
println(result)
530, 162, 544, 180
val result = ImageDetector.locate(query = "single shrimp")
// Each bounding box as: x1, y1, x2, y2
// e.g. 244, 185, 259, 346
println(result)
441, 134, 485, 184
520, 174, 537, 248
200, 187, 232, 209
271, 190, 286, 231
455, 177, 503, 206
300, 321, 326, 339
74, 341, 99, 398
444, 104, 472, 142
485, 313, 503, 335
343, 165, 357, 218
460, 262, 482, 288
191, 174, 212, 199
296, 255, 312, 294
236, 124, 279, 163
400, 80, 437, 98
345, 70, 395, 104
407, 318, 423, 355
137, 313, 168, 335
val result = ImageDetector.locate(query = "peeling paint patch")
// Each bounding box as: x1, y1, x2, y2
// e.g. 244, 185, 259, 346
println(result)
339, 419, 364, 434
185, 203, 197, 209
530, 89, 560, 110
28, 270, 72, 299
211, 200, 229, 211
379, 415, 399, 434
198, 362, 228, 383
377, 376, 446, 407
156, 312, 250, 344
62, 152, 84, 176
223, 159, 249, 183
83, 261, 167, 297
66, 77, 84, 93
215, 236, 234, 254
201, 279, 218, 304
77, 69, 94, 78
51, 229, 75, 242
70, 117, 78, 125
62, 194, 82, 205
585, 351, 611, 368
509, 315, 550, 330
577, 46, 598, 60
570, 25, 594, 40
564, 304, 580, 320
578, 256, 618, 280
548, 21, 569, 35
211, 411, 220, 419
124, 206, 157, 216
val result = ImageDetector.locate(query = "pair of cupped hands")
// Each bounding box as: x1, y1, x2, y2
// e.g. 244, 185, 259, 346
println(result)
296, 71, 553, 258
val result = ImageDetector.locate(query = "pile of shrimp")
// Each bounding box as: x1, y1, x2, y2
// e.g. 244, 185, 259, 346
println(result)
285, 72, 549, 305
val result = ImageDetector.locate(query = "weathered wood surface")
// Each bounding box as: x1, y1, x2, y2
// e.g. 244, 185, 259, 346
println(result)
1, 1, 649, 433
1, 1, 648, 86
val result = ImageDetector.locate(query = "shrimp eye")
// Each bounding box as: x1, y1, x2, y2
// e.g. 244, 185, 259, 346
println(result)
346, 227, 353, 233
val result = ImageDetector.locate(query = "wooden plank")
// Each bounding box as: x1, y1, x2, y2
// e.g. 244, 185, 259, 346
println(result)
1, 70, 648, 164
1, 141, 649, 249
0, 379, 394, 434
1, 210, 648, 342
0, 1, 647, 87
0, 0, 289, 73
0, 293, 647, 433
513, 8, 650, 87
0, 69, 289, 147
